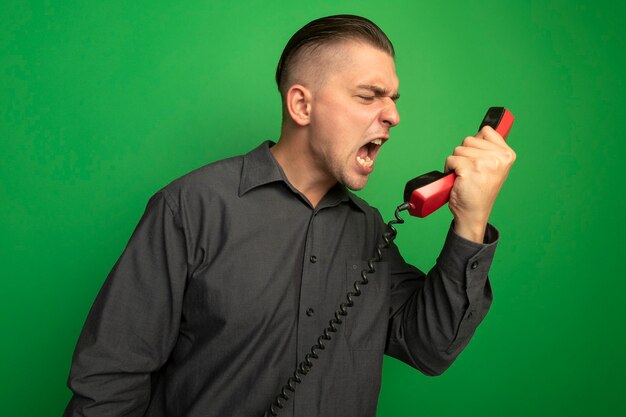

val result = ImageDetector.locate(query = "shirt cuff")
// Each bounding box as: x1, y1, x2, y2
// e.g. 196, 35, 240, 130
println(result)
435, 223, 499, 282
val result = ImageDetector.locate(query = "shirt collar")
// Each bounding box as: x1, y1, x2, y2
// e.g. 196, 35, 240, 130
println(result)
239, 141, 367, 214
239, 141, 285, 196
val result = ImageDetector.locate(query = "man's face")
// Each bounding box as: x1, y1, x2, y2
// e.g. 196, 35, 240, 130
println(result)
307, 41, 400, 191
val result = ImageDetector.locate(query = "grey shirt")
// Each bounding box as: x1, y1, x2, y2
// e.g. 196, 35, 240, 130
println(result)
64, 141, 498, 417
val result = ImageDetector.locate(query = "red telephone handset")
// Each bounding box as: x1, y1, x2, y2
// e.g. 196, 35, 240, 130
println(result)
404, 107, 515, 218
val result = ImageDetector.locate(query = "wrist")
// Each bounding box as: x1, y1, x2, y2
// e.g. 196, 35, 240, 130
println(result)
452, 219, 487, 243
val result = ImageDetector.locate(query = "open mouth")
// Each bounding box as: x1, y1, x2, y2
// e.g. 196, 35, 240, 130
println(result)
356, 138, 384, 170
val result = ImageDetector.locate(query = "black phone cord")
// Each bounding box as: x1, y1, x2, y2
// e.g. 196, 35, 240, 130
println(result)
263, 202, 410, 417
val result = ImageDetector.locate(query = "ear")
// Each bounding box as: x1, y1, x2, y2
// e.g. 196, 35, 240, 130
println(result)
285, 84, 312, 126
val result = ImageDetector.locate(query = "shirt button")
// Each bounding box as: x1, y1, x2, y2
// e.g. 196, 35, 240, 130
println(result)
306, 308, 315, 317
470, 261, 479, 270
310, 255, 317, 263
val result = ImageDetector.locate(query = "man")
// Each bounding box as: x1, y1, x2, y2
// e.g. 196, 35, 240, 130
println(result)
64, 14, 515, 417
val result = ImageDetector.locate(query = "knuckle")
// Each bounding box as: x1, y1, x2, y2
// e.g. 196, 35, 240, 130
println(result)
501, 149, 517, 164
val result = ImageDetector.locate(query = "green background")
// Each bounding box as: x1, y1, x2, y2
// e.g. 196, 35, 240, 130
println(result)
2, 0, 625, 415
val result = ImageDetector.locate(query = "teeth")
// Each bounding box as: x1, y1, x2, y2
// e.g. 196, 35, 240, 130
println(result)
371, 139, 382, 145
356, 156, 374, 168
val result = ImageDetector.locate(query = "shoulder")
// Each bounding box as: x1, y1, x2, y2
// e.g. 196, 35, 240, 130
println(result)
156, 153, 245, 215
171, 154, 244, 192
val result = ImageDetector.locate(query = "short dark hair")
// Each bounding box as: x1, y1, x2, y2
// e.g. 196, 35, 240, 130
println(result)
275, 14, 395, 96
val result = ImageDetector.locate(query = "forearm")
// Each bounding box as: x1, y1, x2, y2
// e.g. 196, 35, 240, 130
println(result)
386, 224, 498, 375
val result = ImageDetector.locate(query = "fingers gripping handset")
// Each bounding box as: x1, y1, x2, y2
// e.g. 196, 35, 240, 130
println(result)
404, 107, 515, 218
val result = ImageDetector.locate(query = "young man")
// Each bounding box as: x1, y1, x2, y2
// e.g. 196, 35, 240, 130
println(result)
64, 15, 515, 417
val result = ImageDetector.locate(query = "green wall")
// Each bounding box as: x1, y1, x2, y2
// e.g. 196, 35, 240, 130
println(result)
2, 0, 624, 415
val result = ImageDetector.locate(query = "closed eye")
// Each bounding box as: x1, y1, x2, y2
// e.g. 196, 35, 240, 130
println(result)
355, 85, 400, 103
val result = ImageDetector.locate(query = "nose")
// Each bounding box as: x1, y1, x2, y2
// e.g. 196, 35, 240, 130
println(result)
381, 98, 400, 127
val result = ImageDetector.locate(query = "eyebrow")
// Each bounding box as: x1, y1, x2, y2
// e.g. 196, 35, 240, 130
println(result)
357, 84, 400, 101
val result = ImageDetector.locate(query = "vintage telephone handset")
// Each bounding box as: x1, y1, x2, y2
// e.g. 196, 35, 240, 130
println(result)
404, 107, 515, 218
263, 107, 514, 417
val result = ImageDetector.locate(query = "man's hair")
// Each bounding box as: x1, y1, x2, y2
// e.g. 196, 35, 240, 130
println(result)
275, 14, 395, 97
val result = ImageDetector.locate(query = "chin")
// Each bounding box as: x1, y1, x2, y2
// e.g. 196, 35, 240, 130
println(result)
342, 176, 369, 191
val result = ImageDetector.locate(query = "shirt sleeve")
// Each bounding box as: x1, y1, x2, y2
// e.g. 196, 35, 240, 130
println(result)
384, 222, 498, 376
64, 191, 188, 416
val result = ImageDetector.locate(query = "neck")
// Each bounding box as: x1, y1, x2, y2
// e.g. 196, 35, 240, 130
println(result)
271, 129, 336, 208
